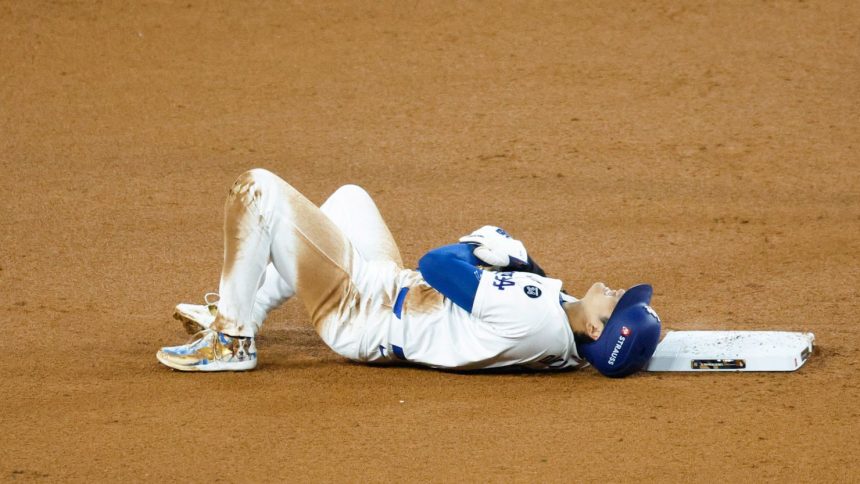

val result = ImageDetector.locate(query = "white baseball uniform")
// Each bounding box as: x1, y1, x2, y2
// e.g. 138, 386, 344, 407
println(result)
213, 169, 585, 371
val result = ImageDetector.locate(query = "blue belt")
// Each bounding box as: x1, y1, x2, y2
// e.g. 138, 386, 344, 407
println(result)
393, 287, 409, 319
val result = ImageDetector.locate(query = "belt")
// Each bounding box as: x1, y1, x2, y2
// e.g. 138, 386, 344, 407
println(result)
393, 287, 409, 319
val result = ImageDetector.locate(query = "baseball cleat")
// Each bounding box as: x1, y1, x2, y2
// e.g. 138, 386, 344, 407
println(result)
156, 329, 257, 372
174, 292, 219, 334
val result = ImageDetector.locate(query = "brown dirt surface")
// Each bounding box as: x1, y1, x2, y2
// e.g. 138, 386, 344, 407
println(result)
2, 1, 858, 481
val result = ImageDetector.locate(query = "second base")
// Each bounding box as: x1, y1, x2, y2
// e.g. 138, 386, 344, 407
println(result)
645, 331, 815, 372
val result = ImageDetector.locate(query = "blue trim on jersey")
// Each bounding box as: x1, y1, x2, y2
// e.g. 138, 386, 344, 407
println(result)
393, 287, 409, 319
392, 345, 407, 360
417, 243, 483, 313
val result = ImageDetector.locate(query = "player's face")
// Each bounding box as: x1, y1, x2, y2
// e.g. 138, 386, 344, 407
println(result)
581, 282, 625, 339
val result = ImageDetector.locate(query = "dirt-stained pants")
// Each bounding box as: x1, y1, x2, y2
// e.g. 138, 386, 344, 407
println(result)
212, 168, 402, 338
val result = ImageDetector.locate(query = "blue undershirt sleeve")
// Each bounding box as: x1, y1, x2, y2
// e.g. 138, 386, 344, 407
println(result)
417, 243, 483, 313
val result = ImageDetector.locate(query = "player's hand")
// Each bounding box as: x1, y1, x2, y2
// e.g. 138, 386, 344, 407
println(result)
459, 226, 528, 268
459, 225, 513, 243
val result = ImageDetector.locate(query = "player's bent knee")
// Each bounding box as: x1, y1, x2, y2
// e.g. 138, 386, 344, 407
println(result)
332, 184, 371, 202
231, 168, 286, 191
245, 168, 279, 184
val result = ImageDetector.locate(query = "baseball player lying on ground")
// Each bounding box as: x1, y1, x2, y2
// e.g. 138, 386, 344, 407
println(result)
157, 169, 660, 377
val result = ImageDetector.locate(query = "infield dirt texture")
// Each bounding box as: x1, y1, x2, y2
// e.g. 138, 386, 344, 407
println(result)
2, 1, 858, 481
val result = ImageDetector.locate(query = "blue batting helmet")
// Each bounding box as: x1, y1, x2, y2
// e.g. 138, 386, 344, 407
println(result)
576, 284, 661, 378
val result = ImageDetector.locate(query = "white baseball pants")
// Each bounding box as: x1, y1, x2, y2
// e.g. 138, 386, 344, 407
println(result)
212, 169, 405, 357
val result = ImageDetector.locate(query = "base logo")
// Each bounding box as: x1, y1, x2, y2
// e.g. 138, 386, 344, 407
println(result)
523, 285, 542, 298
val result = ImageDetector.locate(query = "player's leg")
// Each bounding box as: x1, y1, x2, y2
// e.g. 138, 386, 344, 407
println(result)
216, 169, 362, 335
173, 263, 287, 334
176, 183, 403, 334
157, 169, 362, 371
319, 184, 403, 266
245, 184, 401, 323
245, 264, 291, 324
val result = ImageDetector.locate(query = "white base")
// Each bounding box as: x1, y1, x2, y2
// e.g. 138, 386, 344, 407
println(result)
645, 331, 815, 372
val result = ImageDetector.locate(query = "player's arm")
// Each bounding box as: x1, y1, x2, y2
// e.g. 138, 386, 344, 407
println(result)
417, 239, 547, 313
418, 243, 483, 313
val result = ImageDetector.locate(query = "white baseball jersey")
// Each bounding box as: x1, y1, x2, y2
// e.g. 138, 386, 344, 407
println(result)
326, 265, 585, 371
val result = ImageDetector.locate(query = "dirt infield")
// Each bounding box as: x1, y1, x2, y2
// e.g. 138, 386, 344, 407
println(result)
2, 1, 858, 481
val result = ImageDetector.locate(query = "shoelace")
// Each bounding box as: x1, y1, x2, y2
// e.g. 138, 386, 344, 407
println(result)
186, 329, 231, 362
204, 292, 219, 308
186, 328, 217, 346
185, 329, 249, 362
189, 294, 223, 360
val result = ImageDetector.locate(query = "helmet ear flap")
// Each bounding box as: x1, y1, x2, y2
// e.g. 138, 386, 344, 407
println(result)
577, 284, 661, 377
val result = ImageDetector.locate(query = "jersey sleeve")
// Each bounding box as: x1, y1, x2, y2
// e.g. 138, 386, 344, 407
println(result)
471, 271, 564, 336
417, 243, 484, 313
